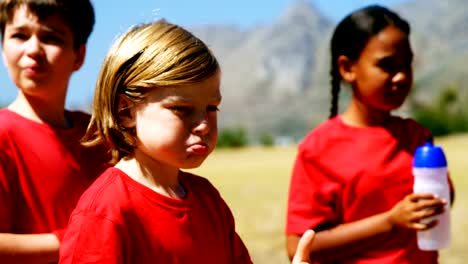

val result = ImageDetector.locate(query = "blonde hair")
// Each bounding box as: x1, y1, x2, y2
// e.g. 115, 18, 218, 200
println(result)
82, 19, 219, 163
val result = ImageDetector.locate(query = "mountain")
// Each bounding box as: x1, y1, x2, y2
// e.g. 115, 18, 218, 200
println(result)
191, 0, 468, 142
396, 0, 468, 103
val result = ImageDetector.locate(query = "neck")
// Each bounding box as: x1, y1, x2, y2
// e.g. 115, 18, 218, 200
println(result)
341, 98, 391, 127
115, 153, 183, 199
8, 92, 69, 128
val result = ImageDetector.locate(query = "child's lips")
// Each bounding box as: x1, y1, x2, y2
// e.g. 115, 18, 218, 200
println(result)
24, 65, 46, 77
189, 144, 209, 155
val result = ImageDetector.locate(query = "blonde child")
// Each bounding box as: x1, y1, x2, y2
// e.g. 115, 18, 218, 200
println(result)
59, 19, 252, 264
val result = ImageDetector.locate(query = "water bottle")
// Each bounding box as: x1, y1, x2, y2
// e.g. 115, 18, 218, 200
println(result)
412, 139, 450, 250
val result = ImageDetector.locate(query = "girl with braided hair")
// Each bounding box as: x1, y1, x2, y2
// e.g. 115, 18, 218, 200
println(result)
285, 5, 454, 264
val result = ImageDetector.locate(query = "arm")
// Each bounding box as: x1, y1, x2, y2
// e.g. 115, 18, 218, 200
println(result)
287, 211, 393, 261
286, 193, 447, 262
0, 233, 59, 264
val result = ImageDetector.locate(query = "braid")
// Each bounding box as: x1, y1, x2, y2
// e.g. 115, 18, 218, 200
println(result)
329, 62, 341, 119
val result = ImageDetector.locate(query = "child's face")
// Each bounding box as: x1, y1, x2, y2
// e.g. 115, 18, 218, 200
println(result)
1, 5, 84, 98
129, 72, 221, 170
348, 25, 413, 112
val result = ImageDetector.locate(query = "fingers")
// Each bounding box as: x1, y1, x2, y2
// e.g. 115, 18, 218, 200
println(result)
408, 193, 447, 210
424, 204, 445, 215
292, 230, 315, 264
408, 193, 447, 230
408, 193, 440, 202
411, 218, 439, 230
422, 219, 439, 230
391, 193, 448, 230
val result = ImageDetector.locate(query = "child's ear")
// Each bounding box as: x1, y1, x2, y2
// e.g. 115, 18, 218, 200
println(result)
117, 95, 136, 129
72, 44, 86, 71
337, 55, 356, 83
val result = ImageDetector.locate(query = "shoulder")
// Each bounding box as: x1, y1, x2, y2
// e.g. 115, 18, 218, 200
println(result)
395, 116, 429, 131
0, 109, 21, 153
391, 116, 431, 139
0, 108, 15, 119
180, 171, 225, 203
0, 108, 19, 134
181, 172, 219, 193
180, 171, 235, 219
0, 108, 12, 121
73, 167, 131, 219
298, 117, 342, 155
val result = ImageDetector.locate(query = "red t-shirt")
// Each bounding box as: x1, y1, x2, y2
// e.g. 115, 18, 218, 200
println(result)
286, 116, 439, 264
59, 167, 252, 264
0, 109, 109, 240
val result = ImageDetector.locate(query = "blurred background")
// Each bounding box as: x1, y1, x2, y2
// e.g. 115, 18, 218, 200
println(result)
2, 0, 467, 263
4, 0, 468, 142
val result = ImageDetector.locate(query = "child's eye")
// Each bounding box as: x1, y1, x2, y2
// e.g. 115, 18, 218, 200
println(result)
377, 59, 396, 73
207, 105, 220, 112
41, 34, 64, 44
169, 106, 193, 115
10, 33, 28, 40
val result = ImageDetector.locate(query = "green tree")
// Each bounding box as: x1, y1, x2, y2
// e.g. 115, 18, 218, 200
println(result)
259, 132, 274, 147
217, 127, 248, 148
413, 85, 468, 136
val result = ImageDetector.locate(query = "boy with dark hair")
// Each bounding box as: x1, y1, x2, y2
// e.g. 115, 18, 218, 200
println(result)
0, 1, 109, 263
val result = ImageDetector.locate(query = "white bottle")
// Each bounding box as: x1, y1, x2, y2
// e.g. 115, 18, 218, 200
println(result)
412, 140, 451, 251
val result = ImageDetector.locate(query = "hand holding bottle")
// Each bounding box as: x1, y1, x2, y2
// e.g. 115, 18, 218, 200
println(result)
387, 192, 446, 230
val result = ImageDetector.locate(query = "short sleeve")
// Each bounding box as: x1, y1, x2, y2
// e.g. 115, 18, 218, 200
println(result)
59, 212, 124, 264
286, 147, 341, 235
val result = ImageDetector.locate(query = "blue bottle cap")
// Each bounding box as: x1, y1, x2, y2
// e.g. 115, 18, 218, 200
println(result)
413, 141, 447, 168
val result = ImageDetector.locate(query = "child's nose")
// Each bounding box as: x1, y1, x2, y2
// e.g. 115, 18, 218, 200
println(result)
25, 36, 44, 57
393, 70, 412, 84
192, 116, 210, 136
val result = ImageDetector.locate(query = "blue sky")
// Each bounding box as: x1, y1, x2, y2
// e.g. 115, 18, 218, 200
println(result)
0, 0, 409, 108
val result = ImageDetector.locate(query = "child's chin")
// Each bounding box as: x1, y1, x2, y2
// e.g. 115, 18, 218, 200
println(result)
180, 159, 206, 170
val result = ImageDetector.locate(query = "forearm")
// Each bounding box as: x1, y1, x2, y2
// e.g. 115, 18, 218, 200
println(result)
287, 211, 393, 261
311, 211, 392, 252
0, 233, 60, 264
309, 232, 388, 262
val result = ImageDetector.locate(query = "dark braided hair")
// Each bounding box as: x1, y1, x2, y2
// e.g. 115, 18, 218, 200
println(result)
328, 5, 410, 118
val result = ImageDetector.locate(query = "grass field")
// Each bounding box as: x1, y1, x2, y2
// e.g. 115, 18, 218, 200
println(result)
188, 134, 468, 264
